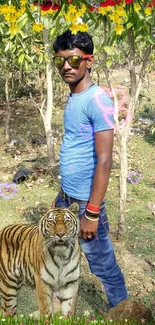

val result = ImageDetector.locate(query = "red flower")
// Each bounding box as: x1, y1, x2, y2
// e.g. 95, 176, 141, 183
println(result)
33, 1, 60, 11
88, 6, 96, 11
40, 3, 52, 11
125, 0, 134, 3
99, 2, 109, 7
100, 0, 122, 6
148, 0, 155, 6
107, 0, 122, 5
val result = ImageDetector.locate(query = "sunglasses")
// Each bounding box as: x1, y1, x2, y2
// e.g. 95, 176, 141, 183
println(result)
53, 54, 91, 68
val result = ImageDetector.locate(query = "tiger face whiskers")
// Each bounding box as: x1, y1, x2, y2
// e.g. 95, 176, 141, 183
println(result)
0, 203, 80, 317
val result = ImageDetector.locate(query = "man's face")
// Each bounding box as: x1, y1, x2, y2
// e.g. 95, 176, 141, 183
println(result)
54, 48, 93, 85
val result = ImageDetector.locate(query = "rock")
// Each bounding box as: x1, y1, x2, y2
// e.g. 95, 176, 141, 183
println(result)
103, 299, 155, 323
13, 168, 33, 184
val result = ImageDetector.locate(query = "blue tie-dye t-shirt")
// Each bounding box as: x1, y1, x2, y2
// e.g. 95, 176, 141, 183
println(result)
60, 84, 114, 201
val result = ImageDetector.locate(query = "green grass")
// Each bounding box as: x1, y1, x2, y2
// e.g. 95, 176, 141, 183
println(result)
0, 313, 154, 325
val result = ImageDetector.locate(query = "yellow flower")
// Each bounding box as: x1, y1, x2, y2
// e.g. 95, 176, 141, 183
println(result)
40, 10, 49, 16
10, 24, 18, 35
78, 4, 86, 16
9, 15, 17, 24
144, 7, 152, 16
48, 8, 55, 15
70, 22, 88, 34
98, 7, 111, 16
30, 4, 37, 12
0, 4, 8, 15
20, 0, 27, 6
115, 6, 126, 17
32, 22, 44, 32
70, 24, 80, 34
7, 4, 16, 15
64, 12, 77, 23
16, 8, 26, 17
134, 3, 141, 12
77, 22, 88, 32
67, 5, 77, 15
109, 12, 121, 24
114, 24, 124, 35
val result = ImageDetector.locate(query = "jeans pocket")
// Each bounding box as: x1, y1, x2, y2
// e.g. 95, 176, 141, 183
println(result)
99, 209, 109, 235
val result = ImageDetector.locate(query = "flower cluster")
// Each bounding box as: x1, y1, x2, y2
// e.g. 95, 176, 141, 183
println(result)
127, 171, 142, 184
0, 0, 155, 36
93, 0, 154, 35
0, 182, 17, 199
0, 0, 27, 36
63, 4, 88, 34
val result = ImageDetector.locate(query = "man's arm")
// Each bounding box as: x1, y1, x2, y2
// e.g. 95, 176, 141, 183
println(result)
79, 129, 114, 240
89, 129, 114, 206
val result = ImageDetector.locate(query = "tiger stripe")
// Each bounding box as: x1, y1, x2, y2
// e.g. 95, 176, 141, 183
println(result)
0, 203, 80, 316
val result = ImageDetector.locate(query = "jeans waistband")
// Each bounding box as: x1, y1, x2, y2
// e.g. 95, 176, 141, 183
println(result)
60, 188, 88, 204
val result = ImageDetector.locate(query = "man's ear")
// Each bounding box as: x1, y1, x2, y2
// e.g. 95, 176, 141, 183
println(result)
68, 202, 79, 215
86, 55, 94, 70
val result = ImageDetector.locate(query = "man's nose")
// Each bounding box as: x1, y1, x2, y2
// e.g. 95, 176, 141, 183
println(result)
63, 60, 71, 69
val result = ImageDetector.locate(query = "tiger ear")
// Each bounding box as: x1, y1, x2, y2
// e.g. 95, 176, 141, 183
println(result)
68, 202, 79, 215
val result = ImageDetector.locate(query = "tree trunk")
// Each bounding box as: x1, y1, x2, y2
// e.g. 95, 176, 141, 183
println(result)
42, 28, 55, 165
5, 75, 11, 142
117, 39, 151, 236
118, 131, 128, 233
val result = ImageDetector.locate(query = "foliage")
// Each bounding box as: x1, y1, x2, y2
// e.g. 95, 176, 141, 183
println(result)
0, 1, 155, 40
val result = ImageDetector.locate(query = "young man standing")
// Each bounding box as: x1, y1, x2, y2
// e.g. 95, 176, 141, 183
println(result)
52, 30, 128, 308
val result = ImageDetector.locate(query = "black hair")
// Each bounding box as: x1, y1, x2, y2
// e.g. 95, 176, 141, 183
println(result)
53, 30, 94, 54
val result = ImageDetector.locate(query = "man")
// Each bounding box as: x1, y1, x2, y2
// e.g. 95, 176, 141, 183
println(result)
52, 30, 128, 308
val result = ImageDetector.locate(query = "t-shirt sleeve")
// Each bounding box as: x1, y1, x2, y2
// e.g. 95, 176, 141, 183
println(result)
88, 91, 115, 132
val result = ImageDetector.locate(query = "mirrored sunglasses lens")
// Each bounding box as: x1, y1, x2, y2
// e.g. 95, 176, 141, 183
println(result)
68, 56, 81, 67
54, 57, 64, 67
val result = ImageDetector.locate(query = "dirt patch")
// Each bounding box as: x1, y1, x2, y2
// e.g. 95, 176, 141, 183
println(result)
114, 241, 155, 301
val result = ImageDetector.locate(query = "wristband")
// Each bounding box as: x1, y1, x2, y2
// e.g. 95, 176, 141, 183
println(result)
85, 209, 99, 218
87, 203, 100, 213
84, 213, 99, 222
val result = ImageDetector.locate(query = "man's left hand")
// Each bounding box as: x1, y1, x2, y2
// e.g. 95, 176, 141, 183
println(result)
79, 214, 98, 240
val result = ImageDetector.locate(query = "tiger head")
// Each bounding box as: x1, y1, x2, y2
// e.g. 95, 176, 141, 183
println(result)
39, 203, 79, 246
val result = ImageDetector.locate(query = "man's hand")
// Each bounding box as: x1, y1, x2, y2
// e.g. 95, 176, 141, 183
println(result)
51, 192, 59, 208
51, 198, 56, 208
79, 214, 98, 240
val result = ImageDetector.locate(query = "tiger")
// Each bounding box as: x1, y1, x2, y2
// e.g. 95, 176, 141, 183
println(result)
0, 202, 80, 317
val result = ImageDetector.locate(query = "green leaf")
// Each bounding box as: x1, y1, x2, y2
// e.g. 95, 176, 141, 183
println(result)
18, 53, 25, 64
25, 54, 33, 62
106, 58, 112, 68
44, 53, 50, 62
24, 60, 29, 72
50, 26, 56, 38
145, 16, 155, 25
38, 52, 44, 64
5, 41, 10, 52
148, 34, 155, 45
126, 21, 134, 30
18, 13, 29, 30
103, 45, 114, 56
25, 4, 35, 22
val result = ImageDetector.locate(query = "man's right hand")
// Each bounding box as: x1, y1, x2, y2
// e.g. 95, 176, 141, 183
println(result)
52, 192, 59, 208
51, 198, 56, 208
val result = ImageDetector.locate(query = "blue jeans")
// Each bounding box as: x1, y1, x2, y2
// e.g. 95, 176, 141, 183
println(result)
55, 193, 128, 308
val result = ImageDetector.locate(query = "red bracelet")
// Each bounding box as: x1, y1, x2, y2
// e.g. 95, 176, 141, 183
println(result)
87, 203, 100, 213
